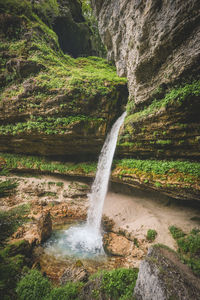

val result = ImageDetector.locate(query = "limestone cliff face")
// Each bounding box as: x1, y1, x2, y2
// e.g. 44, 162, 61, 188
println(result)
0, 0, 127, 159
91, 0, 200, 160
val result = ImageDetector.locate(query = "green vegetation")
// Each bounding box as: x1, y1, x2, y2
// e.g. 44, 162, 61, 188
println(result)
16, 268, 138, 300
80, 0, 106, 57
126, 80, 200, 121
0, 179, 18, 197
0, 0, 126, 103
56, 182, 64, 187
0, 152, 97, 175
147, 229, 157, 241
114, 158, 200, 177
0, 0, 59, 25
47, 282, 83, 300
0, 241, 29, 300
0, 116, 104, 136
16, 269, 52, 300
156, 140, 172, 145
169, 226, 186, 240
169, 226, 200, 276
91, 268, 138, 300
0, 204, 30, 245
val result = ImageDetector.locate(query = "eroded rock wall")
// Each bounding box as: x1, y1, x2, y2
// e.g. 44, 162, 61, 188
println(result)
91, 0, 200, 104
0, 0, 128, 160
91, 0, 200, 160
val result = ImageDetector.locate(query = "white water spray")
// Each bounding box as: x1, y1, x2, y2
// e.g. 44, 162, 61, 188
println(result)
87, 111, 127, 232
48, 112, 126, 258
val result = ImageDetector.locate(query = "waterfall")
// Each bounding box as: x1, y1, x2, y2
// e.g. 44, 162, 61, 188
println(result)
63, 112, 126, 256
87, 111, 127, 232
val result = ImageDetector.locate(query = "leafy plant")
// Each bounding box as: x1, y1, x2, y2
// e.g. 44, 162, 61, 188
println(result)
169, 226, 200, 276
98, 268, 138, 300
169, 226, 185, 240
16, 269, 82, 300
16, 269, 51, 300
47, 282, 83, 300
147, 229, 157, 242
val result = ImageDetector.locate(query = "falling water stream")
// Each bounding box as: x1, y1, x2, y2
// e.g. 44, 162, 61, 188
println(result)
45, 112, 126, 259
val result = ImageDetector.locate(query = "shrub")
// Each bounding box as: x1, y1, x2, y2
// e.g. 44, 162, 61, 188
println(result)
16, 269, 51, 300
147, 229, 157, 241
100, 268, 138, 300
47, 282, 82, 300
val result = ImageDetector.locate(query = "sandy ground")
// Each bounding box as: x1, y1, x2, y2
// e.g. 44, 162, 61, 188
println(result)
1, 173, 200, 251
103, 190, 200, 250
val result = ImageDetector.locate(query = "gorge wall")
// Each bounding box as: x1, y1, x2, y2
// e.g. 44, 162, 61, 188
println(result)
91, 0, 200, 160
0, 0, 128, 160
0, 0, 199, 200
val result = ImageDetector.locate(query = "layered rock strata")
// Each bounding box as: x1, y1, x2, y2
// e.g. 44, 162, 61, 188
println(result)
0, 0, 128, 159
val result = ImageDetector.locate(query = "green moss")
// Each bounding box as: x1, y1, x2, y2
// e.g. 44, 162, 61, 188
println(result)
0, 0, 127, 103
126, 80, 200, 122
0, 0, 32, 17
156, 140, 172, 145
154, 182, 162, 188
0, 252, 26, 300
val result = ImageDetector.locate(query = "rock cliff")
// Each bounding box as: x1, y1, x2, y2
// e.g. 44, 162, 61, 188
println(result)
0, 0, 128, 160
91, 0, 200, 160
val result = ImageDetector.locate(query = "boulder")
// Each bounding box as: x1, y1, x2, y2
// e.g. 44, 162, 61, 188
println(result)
60, 262, 88, 284
103, 232, 133, 256
134, 245, 200, 300
37, 211, 52, 243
